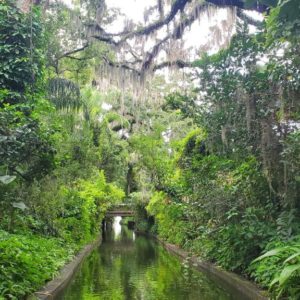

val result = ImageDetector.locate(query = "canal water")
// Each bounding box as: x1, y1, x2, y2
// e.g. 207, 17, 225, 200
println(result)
57, 217, 242, 300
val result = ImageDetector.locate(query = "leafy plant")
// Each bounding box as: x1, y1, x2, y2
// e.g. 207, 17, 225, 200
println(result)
252, 236, 300, 299
0, 230, 75, 299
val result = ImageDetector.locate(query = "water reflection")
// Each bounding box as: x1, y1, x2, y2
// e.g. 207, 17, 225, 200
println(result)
113, 216, 122, 240
57, 217, 240, 300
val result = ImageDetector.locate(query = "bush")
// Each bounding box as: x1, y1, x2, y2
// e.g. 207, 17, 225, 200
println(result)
0, 230, 75, 299
205, 207, 276, 272
251, 236, 300, 300
54, 170, 125, 245
147, 191, 188, 246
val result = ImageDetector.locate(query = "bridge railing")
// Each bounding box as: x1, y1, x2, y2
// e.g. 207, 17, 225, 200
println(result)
109, 204, 133, 210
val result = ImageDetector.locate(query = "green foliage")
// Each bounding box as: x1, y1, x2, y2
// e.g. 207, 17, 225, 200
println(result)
0, 104, 55, 181
98, 130, 129, 187
132, 198, 154, 233
0, 0, 54, 185
146, 142, 276, 271
266, 0, 300, 42
0, 1, 53, 180
251, 236, 300, 299
147, 191, 187, 246
177, 128, 207, 165
47, 78, 81, 111
207, 207, 276, 272
0, 0, 54, 229
0, 100, 125, 297
1, 0, 300, 298
130, 124, 174, 190
28, 170, 124, 245
281, 130, 300, 208
0, 3, 129, 298
0, 0, 44, 99
163, 92, 197, 118
0, 230, 75, 299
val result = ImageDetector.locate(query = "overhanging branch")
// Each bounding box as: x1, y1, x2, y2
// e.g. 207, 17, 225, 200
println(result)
57, 44, 89, 61
236, 8, 264, 27
102, 56, 141, 75
153, 59, 194, 71
48, 0, 268, 78
205, 0, 269, 12
92, 0, 191, 45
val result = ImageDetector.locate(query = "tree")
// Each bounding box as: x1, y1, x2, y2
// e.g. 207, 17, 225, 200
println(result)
29, 0, 272, 88
0, 1, 54, 182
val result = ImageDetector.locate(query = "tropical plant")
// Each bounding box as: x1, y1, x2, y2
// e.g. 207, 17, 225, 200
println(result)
252, 237, 300, 299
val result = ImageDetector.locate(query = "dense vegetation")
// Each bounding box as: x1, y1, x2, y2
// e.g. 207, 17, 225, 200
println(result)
0, 2, 125, 298
0, 0, 299, 299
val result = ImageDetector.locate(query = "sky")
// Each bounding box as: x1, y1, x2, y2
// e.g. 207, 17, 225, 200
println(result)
106, 0, 157, 23
60, 0, 73, 8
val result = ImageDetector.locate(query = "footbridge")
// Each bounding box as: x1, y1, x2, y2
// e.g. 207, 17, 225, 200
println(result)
106, 204, 134, 217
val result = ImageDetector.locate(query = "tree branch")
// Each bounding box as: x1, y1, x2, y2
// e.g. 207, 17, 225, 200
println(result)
57, 44, 89, 61
236, 8, 264, 27
205, 0, 269, 12
153, 59, 193, 71
142, 37, 169, 72
102, 56, 141, 75
93, 0, 191, 45
48, 0, 268, 78
64, 55, 93, 61
141, 3, 207, 72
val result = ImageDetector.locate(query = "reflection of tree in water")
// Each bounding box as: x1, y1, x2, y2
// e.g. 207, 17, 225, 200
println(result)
134, 235, 157, 266
58, 225, 233, 300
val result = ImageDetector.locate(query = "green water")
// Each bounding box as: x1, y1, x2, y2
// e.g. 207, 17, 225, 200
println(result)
57, 218, 241, 300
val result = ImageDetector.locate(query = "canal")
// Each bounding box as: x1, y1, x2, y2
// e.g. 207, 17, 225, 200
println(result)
56, 217, 243, 300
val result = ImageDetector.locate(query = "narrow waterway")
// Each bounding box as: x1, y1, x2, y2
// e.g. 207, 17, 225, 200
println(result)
56, 217, 242, 300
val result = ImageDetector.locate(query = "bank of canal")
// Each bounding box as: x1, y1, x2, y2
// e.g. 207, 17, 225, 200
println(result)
54, 217, 257, 300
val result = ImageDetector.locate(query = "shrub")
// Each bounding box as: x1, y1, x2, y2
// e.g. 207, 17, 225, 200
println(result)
54, 171, 125, 245
251, 236, 300, 300
0, 230, 75, 299
147, 191, 188, 246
